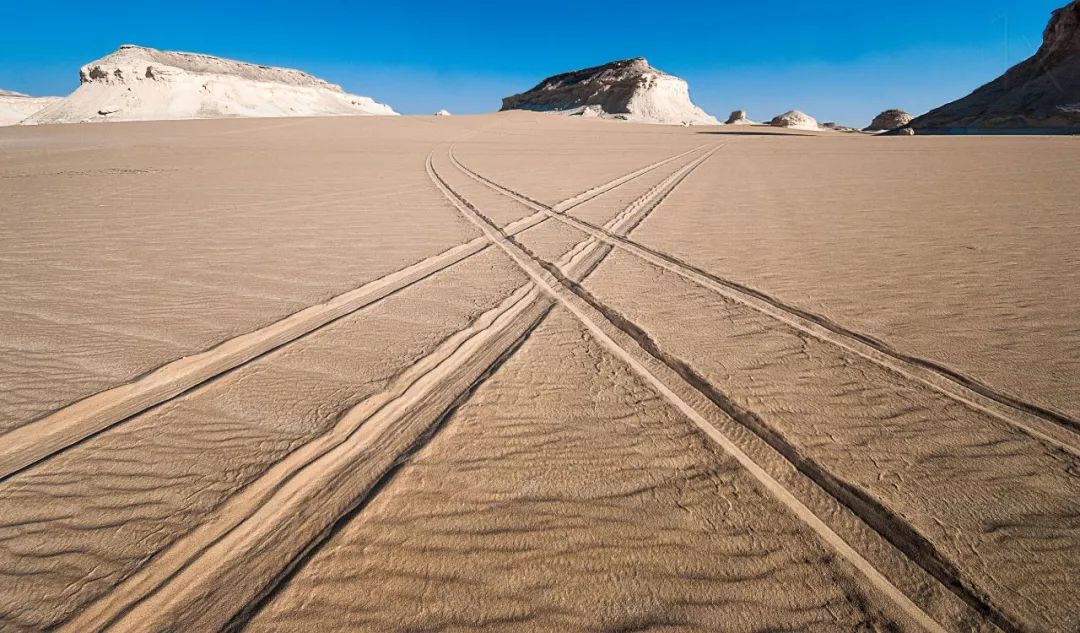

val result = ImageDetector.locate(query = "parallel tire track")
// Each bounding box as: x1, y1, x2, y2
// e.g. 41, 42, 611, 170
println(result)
452, 154, 1080, 458
220, 151, 710, 632
59, 285, 554, 633
55, 147, 707, 633
554, 146, 705, 212
427, 151, 952, 633
451, 145, 720, 241
0, 147, 704, 482
0, 238, 493, 482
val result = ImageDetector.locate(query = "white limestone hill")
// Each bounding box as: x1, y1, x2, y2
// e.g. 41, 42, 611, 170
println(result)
0, 90, 62, 126
24, 45, 397, 125
500, 58, 719, 126
906, 0, 1080, 133
769, 110, 820, 130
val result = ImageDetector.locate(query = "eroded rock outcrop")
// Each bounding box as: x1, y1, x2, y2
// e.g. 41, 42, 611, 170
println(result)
725, 109, 756, 125
769, 110, 819, 130
500, 58, 718, 125
865, 109, 913, 131
24, 45, 397, 124
906, 1, 1080, 133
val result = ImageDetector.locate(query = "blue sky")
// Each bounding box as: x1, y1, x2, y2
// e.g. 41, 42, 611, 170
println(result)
0, 0, 1064, 125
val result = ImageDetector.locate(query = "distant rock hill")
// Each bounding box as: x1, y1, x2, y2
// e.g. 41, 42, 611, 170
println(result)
725, 110, 756, 125
0, 90, 62, 126
906, 0, 1080, 133
23, 45, 397, 125
769, 110, 819, 131
500, 58, 718, 126
865, 109, 913, 131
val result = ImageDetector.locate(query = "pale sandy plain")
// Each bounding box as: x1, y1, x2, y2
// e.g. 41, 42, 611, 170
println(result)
0, 113, 1078, 633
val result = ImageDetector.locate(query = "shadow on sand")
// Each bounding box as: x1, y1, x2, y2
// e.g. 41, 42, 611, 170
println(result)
696, 130, 820, 137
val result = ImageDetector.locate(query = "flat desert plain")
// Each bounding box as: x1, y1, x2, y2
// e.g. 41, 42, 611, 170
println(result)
0, 113, 1077, 633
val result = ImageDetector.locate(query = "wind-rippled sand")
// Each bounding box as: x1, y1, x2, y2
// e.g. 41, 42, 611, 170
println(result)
0, 114, 1076, 633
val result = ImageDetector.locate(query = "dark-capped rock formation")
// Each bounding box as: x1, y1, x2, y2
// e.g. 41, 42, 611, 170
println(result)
865, 109, 913, 131
725, 109, 755, 125
500, 58, 718, 125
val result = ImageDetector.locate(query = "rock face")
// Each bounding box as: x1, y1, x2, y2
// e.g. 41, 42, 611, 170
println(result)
769, 110, 819, 130
865, 109, 913, 131
907, 1, 1080, 133
0, 90, 62, 126
24, 45, 397, 125
725, 110, 756, 125
500, 58, 718, 125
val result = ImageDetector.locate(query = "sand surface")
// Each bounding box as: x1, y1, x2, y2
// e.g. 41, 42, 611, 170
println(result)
0, 113, 1076, 633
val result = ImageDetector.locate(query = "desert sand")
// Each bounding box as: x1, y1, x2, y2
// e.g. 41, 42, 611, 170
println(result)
0, 113, 1077, 633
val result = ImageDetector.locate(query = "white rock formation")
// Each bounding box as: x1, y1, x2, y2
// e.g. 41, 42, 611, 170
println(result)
865, 109, 913, 131
724, 110, 757, 125
821, 122, 860, 132
434, 109, 452, 116
24, 45, 397, 125
769, 110, 820, 131
501, 58, 718, 126
0, 90, 62, 126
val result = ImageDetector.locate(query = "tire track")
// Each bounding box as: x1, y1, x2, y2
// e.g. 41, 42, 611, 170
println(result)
0, 147, 702, 483
213, 148, 709, 631
455, 145, 706, 215
427, 151, 952, 633
452, 154, 1080, 458
553, 146, 705, 212
220, 150, 711, 633
0, 238, 492, 482
58, 285, 554, 633
451, 145, 721, 241
54, 148, 705, 633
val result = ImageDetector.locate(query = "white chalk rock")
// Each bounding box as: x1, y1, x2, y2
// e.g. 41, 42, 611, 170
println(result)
24, 45, 397, 124
769, 110, 819, 130
501, 57, 718, 126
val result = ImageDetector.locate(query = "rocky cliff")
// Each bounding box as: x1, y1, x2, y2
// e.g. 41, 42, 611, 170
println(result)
906, 1, 1080, 133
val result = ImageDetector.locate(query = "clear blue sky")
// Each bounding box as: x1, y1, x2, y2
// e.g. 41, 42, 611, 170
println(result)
0, 0, 1064, 125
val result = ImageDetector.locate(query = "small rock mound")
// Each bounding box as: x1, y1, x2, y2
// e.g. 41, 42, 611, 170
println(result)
725, 110, 756, 125
434, 109, 452, 116
501, 57, 718, 126
865, 109, 913, 131
769, 110, 819, 131
821, 122, 861, 133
